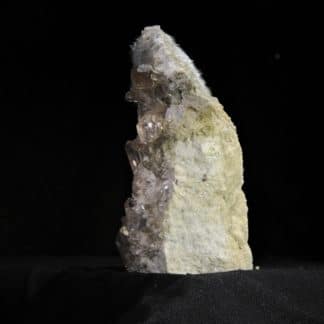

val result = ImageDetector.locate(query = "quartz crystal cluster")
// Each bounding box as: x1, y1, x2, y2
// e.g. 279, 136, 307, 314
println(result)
116, 26, 253, 274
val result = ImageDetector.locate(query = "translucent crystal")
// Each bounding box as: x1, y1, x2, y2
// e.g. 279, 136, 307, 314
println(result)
136, 113, 164, 144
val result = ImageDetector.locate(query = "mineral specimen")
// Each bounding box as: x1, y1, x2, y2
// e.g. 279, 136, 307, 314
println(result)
116, 26, 253, 274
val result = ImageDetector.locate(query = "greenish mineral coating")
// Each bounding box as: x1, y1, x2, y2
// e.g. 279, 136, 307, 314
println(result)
116, 26, 253, 274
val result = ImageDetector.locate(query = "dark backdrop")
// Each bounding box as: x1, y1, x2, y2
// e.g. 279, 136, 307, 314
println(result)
0, 2, 321, 262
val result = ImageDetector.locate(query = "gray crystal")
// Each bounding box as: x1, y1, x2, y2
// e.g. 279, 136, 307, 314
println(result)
116, 26, 253, 274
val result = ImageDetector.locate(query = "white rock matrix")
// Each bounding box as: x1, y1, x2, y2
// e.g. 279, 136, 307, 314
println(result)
116, 26, 253, 274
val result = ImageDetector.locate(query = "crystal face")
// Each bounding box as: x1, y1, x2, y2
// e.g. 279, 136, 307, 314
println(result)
116, 26, 253, 274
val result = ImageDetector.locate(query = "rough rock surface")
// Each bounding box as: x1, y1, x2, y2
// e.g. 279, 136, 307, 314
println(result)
116, 26, 253, 274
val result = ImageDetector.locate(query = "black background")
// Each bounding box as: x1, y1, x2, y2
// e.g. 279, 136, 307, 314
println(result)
0, 2, 321, 263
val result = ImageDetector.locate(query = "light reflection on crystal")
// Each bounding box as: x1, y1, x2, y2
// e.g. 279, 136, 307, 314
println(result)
137, 113, 164, 144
